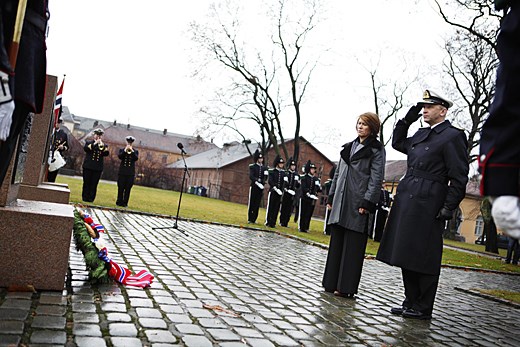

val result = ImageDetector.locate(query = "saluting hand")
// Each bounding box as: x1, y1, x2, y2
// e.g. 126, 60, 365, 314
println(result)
404, 104, 423, 124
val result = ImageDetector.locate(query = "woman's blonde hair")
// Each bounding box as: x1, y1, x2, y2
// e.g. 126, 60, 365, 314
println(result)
358, 112, 381, 136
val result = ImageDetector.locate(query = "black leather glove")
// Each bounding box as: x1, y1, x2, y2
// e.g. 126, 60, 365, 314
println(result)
403, 104, 423, 124
436, 207, 453, 221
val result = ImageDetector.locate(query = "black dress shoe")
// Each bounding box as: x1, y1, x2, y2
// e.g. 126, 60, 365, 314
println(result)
324, 288, 334, 293
334, 291, 355, 298
402, 308, 432, 320
390, 306, 408, 315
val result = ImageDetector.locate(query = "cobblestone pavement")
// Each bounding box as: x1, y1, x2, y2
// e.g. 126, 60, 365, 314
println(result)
1, 208, 520, 346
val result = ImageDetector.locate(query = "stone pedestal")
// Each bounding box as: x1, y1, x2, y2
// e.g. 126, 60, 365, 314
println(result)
0, 199, 73, 290
0, 74, 73, 291
18, 75, 71, 204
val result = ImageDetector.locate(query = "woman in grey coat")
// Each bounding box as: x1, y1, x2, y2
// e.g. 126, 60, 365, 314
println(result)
322, 112, 385, 297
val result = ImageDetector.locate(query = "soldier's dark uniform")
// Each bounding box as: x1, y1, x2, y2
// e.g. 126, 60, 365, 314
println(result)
82, 129, 109, 202
0, 0, 48, 185
265, 156, 286, 228
377, 91, 469, 319
279, 159, 300, 227
47, 122, 69, 182
116, 136, 139, 207
323, 165, 336, 235
298, 161, 322, 233
373, 187, 392, 242
248, 150, 268, 223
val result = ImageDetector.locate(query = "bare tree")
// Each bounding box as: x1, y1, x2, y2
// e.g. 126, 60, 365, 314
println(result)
190, 0, 321, 163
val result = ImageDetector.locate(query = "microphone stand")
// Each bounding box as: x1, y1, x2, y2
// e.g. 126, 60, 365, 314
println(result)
152, 151, 190, 235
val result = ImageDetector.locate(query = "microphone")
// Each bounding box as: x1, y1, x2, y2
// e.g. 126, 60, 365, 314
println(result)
177, 142, 187, 154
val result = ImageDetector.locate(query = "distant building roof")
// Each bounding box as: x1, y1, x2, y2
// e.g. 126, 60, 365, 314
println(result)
167, 141, 253, 169
384, 160, 407, 182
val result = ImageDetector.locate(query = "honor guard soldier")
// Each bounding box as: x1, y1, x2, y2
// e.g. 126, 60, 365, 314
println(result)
82, 128, 110, 202
47, 118, 69, 182
279, 158, 300, 227
377, 90, 469, 320
323, 165, 337, 235
248, 149, 268, 223
265, 155, 286, 227
116, 136, 139, 207
299, 160, 322, 232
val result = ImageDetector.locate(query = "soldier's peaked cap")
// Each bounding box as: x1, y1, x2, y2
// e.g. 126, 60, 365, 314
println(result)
126, 136, 135, 142
273, 155, 284, 166
288, 157, 296, 166
253, 149, 263, 161
418, 90, 453, 109
304, 160, 316, 173
93, 128, 104, 135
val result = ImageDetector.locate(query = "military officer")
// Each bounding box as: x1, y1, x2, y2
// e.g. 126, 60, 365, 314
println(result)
248, 149, 268, 223
47, 118, 69, 182
323, 165, 336, 235
116, 136, 139, 207
298, 160, 322, 233
265, 155, 286, 227
377, 90, 469, 320
82, 128, 110, 202
279, 158, 300, 227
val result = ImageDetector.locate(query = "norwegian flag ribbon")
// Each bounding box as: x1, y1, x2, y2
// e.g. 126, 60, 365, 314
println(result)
53, 77, 64, 130
108, 260, 154, 288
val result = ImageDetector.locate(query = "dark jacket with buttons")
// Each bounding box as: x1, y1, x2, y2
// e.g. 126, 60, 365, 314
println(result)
118, 148, 139, 176
268, 167, 286, 191
82, 140, 110, 171
377, 119, 469, 275
51, 129, 69, 154
300, 173, 322, 202
249, 163, 268, 187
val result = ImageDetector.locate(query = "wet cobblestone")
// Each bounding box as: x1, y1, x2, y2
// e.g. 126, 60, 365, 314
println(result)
1, 208, 520, 346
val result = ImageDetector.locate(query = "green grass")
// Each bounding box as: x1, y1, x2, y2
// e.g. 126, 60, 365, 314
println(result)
58, 176, 520, 274
477, 289, 520, 304
444, 239, 507, 257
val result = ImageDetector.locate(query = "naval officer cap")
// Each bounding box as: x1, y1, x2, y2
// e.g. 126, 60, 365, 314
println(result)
93, 128, 104, 135
126, 136, 135, 143
418, 90, 453, 109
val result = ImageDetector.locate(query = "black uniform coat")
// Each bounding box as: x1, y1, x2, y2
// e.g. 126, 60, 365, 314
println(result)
82, 140, 109, 171
118, 148, 139, 175
479, 3, 520, 196
327, 137, 385, 233
376, 120, 469, 275
51, 128, 69, 154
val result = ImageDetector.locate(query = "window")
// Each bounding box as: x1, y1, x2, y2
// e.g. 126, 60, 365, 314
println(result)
162, 155, 167, 164
146, 152, 152, 161
474, 216, 484, 237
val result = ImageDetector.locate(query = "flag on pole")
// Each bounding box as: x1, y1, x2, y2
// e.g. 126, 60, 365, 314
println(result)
53, 76, 65, 129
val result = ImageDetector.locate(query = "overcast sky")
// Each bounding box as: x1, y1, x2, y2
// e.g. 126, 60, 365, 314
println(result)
46, 0, 453, 161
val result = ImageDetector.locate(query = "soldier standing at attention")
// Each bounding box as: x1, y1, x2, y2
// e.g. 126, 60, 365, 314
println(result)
116, 136, 139, 207
298, 160, 322, 233
377, 90, 469, 320
82, 128, 110, 202
248, 149, 268, 224
265, 155, 286, 227
47, 118, 69, 182
279, 158, 300, 227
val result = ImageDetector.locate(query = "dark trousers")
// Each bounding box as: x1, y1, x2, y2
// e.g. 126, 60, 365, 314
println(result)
298, 198, 315, 232
506, 237, 520, 264
248, 185, 263, 223
322, 225, 368, 294
0, 103, 31, 186
117, 174, 135, 207
402, 268, 439, 315
82, 169, 102, 202
279, 193, 295, 227
373, 208, 389, 242
265, 190, 282, 227
47, 169, 59, 183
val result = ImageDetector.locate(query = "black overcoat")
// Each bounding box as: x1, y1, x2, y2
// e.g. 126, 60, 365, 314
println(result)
82, 140, 109, 171
376, 120, 469, 275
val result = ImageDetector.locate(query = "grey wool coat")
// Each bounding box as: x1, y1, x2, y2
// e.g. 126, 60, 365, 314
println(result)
327, 136, 386, 233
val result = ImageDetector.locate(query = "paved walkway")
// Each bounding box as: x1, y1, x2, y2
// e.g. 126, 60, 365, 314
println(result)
1, 208, 520, 346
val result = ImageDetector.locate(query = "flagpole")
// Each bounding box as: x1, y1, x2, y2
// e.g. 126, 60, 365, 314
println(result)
8, 0, 28, 69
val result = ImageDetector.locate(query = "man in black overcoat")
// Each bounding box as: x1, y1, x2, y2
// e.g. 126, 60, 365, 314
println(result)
82, 128, 109, 202
298, 160, 321, 233
377, 90, 469, 320
265, 155, 286, 227
0, 0, 48, 185
279, 158, 300, 227
116, 136, 139, 207
248, 149, 268, 223
479, 1, 520, 239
